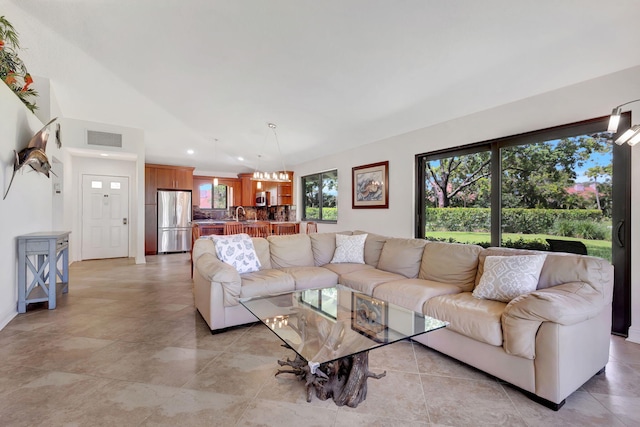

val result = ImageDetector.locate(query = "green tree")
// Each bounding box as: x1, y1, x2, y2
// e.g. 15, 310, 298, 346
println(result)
425, 134, 612, 212
426, 151, 491, 208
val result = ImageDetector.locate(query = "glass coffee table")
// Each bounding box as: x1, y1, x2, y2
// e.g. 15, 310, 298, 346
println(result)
240, 285, 448, 407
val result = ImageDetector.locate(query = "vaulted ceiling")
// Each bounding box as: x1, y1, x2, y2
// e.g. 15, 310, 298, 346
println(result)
4, 0, 640, 173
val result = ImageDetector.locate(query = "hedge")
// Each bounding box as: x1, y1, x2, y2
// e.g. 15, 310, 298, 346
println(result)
425, 208, 604, 234
304, 207, 338, 221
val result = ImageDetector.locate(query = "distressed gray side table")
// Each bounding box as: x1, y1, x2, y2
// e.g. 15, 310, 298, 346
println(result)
17, 231, 70, 313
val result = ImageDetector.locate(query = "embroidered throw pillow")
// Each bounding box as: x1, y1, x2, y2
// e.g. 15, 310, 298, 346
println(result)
330, 233, 368, 264
211, 233, 261, 274
472, 254, 547, 303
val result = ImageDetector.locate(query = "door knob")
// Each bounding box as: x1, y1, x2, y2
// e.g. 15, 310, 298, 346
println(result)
123, 218, 128, 225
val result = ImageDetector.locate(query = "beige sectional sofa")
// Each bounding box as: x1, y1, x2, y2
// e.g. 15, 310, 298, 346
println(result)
192, 231, 614, 410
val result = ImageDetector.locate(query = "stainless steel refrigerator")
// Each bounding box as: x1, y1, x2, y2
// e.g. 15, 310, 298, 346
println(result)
157, 190, 192, 253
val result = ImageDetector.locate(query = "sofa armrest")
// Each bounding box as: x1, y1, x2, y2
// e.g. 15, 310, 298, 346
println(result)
195, 253, 242, 306
502, 282, 604, 359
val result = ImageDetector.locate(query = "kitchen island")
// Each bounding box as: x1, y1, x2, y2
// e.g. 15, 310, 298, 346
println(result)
192, 220, 300, 238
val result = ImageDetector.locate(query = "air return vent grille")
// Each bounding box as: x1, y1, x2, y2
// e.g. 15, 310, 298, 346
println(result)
87, 130, 122, 148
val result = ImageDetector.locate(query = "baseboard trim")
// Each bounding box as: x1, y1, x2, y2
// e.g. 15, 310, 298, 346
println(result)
0, 309, 17, 331
626, 325, 640, 344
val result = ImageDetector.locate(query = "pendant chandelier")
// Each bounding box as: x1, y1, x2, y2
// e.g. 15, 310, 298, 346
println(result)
253, 123, 291, 188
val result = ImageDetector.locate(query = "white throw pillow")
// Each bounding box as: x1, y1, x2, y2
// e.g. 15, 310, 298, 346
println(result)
472, 254, 547, 303
211, 233, 261, 274
330, 233, 368, 264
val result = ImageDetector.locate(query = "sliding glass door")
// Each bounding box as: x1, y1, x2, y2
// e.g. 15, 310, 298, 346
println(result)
416, 115, 631, 335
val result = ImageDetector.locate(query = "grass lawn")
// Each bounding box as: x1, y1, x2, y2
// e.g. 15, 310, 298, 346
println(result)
425, 231, 612, 261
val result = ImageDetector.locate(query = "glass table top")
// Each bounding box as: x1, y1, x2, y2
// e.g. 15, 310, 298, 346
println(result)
240, 285, 448, 365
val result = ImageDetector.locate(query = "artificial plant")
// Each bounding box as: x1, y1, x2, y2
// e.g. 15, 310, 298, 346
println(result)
0, 15, 37, 112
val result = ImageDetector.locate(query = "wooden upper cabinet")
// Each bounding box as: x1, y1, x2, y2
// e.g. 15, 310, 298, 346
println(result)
147, 164, 194, 191
239, 172, 294, 206
277, 182, 293, 205
174, 168, 193, 190
239, 173, 258, 206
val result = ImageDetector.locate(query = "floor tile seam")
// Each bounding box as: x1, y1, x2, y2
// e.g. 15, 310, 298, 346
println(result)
586, 389, 634, 424
417, 370, 499, 383
412, 341, 433, 426
495, 380, 530, 426
175, 349, 226, 391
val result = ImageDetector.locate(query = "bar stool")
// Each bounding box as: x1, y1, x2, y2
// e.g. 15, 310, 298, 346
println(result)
274, 223, 297, 235
224, 222, 244, 235
245, 222, 270, 238
306, 222, 317, 234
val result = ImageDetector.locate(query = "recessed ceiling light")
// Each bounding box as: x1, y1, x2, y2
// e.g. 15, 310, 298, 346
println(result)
237, 157, 244, 161
100, 153, 109, 157
187, 149, 194, 155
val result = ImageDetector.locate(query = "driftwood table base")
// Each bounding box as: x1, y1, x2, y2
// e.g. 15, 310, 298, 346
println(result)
275, 351, 386, 408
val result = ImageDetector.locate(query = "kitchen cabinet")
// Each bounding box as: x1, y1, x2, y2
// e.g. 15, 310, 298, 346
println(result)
144, 205, 157, 255
239, 172, 294, 206
150, 164, 194, 190
145, 164, 194, 255
277, 182, 293, 205
239, 173, 259, 206
145, 166, 157, 204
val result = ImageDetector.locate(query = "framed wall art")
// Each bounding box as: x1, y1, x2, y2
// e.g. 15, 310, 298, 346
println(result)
352, 160, 389, 209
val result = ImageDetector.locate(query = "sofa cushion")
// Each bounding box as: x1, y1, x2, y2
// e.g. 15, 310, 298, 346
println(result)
425, 292, 506, 347
331, 233, 367, 264
309, 231, 353, 266
420, 242, 482, 292
340, 268, 406, 294
473, 254, 546, 303
268, 234, 315, 268
280, 266, 339, 290
475, 247, 613, 302
377, 238, 427, 278
252, 237, 272, 270
353, 230, 387, 267
210, 233, 261, 274
239, 269, 295, 299
323, 263, 374, 277
373, 279, 461, 313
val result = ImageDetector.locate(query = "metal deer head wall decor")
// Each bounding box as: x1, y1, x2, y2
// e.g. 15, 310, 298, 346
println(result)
3, 117, 60, 200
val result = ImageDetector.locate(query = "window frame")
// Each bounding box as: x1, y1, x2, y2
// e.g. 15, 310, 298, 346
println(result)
415, 116, 616, 244
301, 169, 338, 223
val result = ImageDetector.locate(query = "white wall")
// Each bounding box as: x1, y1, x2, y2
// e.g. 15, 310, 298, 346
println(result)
58, 118, 146, 264
294, 65, 640, 342
0, 83, 63, 329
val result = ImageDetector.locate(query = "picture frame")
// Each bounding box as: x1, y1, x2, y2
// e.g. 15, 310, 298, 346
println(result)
352, 160, 389, 209
351, 292, 388, 343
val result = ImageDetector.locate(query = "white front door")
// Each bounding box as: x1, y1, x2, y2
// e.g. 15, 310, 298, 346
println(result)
81, 175, 129, 260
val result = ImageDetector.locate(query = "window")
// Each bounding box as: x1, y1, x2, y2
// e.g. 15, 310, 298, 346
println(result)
198, 183, 227, 209
416, 117, 617, 262
302, 170, 338, 222
213, 184, 228, 209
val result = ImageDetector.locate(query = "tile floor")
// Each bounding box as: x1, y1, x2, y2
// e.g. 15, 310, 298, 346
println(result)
1, 253, 639, 426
